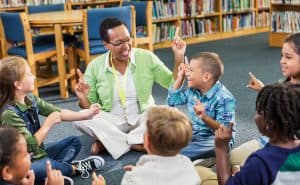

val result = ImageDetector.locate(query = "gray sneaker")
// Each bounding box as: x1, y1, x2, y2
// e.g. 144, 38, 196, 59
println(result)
72, 156, 105, 178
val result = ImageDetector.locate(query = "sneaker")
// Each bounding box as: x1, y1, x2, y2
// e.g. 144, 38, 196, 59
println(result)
72, 156, 105, 178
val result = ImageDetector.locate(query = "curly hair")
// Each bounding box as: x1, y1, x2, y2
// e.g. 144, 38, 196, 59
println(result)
256, 83, 300, 142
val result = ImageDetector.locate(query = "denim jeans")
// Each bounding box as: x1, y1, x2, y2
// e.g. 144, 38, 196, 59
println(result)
31, 136, 81, 184
181, 134, 215, 161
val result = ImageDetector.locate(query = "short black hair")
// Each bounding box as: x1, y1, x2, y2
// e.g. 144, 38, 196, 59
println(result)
99, 17, 125, 42
256, 83, 300, 142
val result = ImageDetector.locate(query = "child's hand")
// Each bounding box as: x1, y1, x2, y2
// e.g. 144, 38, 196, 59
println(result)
92, 172, 106, 185
45, 160, 64, 185
246, 72, 264, 91
44, 111, 61, 127
75, 69, 90, 99
177, 63, 186, 81
193, 98, 206, 118
172, 27, 186, 57
215, 123, 233, 150
123, 165, 135, 171
20, 170, 35, 185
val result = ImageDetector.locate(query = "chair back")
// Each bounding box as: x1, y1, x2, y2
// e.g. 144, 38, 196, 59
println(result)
0, 12, 25, 43
27, 3, 65, 14
122, 1, 147, 27
87, 6, 135, 41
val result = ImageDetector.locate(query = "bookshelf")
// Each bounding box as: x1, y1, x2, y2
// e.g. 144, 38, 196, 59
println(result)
152, 0, 270, 50
269, 1, 300, 47
66, 0, 122, 10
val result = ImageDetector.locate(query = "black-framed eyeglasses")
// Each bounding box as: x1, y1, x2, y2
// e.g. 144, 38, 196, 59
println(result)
108, 37, 132, 48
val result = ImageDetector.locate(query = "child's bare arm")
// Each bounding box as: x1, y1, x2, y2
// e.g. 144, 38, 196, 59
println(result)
60, 104, 100, 121
215, 124, 233, 185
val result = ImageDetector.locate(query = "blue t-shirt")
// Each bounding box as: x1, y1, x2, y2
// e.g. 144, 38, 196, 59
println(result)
226, 143, 300, 185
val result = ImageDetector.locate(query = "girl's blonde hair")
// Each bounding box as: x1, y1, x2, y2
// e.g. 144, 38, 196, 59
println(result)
146, 106, 192, 156
0, 56, 28, 109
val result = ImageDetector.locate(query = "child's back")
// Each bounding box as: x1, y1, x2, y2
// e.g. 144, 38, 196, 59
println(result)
121, 106, 200, 185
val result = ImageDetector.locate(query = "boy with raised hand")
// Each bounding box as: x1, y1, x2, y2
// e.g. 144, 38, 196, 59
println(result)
167, 52, 236, 161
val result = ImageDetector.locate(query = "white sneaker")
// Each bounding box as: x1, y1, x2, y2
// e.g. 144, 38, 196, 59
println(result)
72, 156, 105, 178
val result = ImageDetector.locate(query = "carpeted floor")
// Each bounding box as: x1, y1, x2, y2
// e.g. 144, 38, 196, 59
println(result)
40, 32, 282, 185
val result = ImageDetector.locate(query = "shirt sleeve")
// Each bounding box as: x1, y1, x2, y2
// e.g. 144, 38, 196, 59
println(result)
166, 86, 188, 106
0, 110, 40, 154
85, 61, 100, 104
150, 53, 174, 89
226, 154, 271, 185
35, 96, 61, 117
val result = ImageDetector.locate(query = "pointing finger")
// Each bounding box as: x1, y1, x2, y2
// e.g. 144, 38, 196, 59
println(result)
248, 72, 257, 80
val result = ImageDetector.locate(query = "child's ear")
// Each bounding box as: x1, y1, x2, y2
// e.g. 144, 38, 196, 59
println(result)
143, 132, 151, 154
203, 72, 211, 82
1, 166, 13, 182
14, 81, 22, 90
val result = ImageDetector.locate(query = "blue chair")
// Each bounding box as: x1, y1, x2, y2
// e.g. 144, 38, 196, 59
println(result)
27, 3, 65, 14
76, 6, 136, 66
0, 12, 76, 96
122, 1, 153, 51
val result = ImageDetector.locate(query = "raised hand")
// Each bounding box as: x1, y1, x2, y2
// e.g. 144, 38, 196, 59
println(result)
20, 170, 35, 185
215, 123, 234, 150
92, 172, 106, 185
246, 72, 264, 92
172, 27, 186, 57
193, 98, 205, 118
45, 160, 64, 185
75, 69, 90, 99
177, 63, 187, 80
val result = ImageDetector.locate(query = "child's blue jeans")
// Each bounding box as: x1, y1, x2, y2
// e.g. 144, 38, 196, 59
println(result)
181, 134, 215, 161
31, 136, 81, 184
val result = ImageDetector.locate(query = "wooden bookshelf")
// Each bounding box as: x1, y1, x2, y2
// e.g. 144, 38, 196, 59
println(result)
66, 0, 122, 10
152, 0, 270, 50
269, 1, 300, 47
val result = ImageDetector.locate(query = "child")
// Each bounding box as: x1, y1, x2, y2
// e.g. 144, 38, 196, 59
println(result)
0, 56, 104, 184
230, 32, 300, 167
0, 126, 64, 185
247, 32, 300, 91
91, 106, 201, 185
214, 83, 300, 185
167, 52, 236, 160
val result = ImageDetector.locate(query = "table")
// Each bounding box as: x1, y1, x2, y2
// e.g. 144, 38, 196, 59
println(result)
29, 10, 82, 99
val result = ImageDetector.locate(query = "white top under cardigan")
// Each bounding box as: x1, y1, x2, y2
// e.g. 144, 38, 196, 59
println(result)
121, 154, 201, 185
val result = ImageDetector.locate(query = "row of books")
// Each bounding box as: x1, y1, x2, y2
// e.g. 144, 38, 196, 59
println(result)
152, 23, 176, 43
271, 11, 300, 33
258, 0, 270, 8
0, 0, 64, 7
222, 0, 255, 12
181, 18, 219, 38
222, 13, 255, 32
152, 0, 177, 19
256, 11, 270, 27
178, 0, 216, 17
271, 0, 300, 4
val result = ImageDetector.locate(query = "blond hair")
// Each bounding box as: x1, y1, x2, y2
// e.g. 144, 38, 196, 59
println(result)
146, 106, 192, 156
191, 52, 224, 82
0, 56, 28, 109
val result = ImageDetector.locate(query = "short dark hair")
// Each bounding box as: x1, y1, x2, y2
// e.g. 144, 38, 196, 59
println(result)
99, 17, 125, 42
256, 83, 300, 142
191, 52, 224, 82
0, 126, 23, 179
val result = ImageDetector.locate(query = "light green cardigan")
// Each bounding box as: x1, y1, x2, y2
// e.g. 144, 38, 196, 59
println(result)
85, 48, 174, 112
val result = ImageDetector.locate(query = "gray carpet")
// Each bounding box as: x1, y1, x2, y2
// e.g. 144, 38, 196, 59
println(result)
40, 32, 282, 185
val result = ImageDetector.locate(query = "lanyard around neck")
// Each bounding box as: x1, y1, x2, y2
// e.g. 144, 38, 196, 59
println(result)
110, 54, 129, 108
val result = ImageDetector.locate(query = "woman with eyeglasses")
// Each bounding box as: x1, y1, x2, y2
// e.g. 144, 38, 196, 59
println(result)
74, 17, 186, 160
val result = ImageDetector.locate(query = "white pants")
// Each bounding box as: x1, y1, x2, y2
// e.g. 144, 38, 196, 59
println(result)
73, 111, 147, 159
